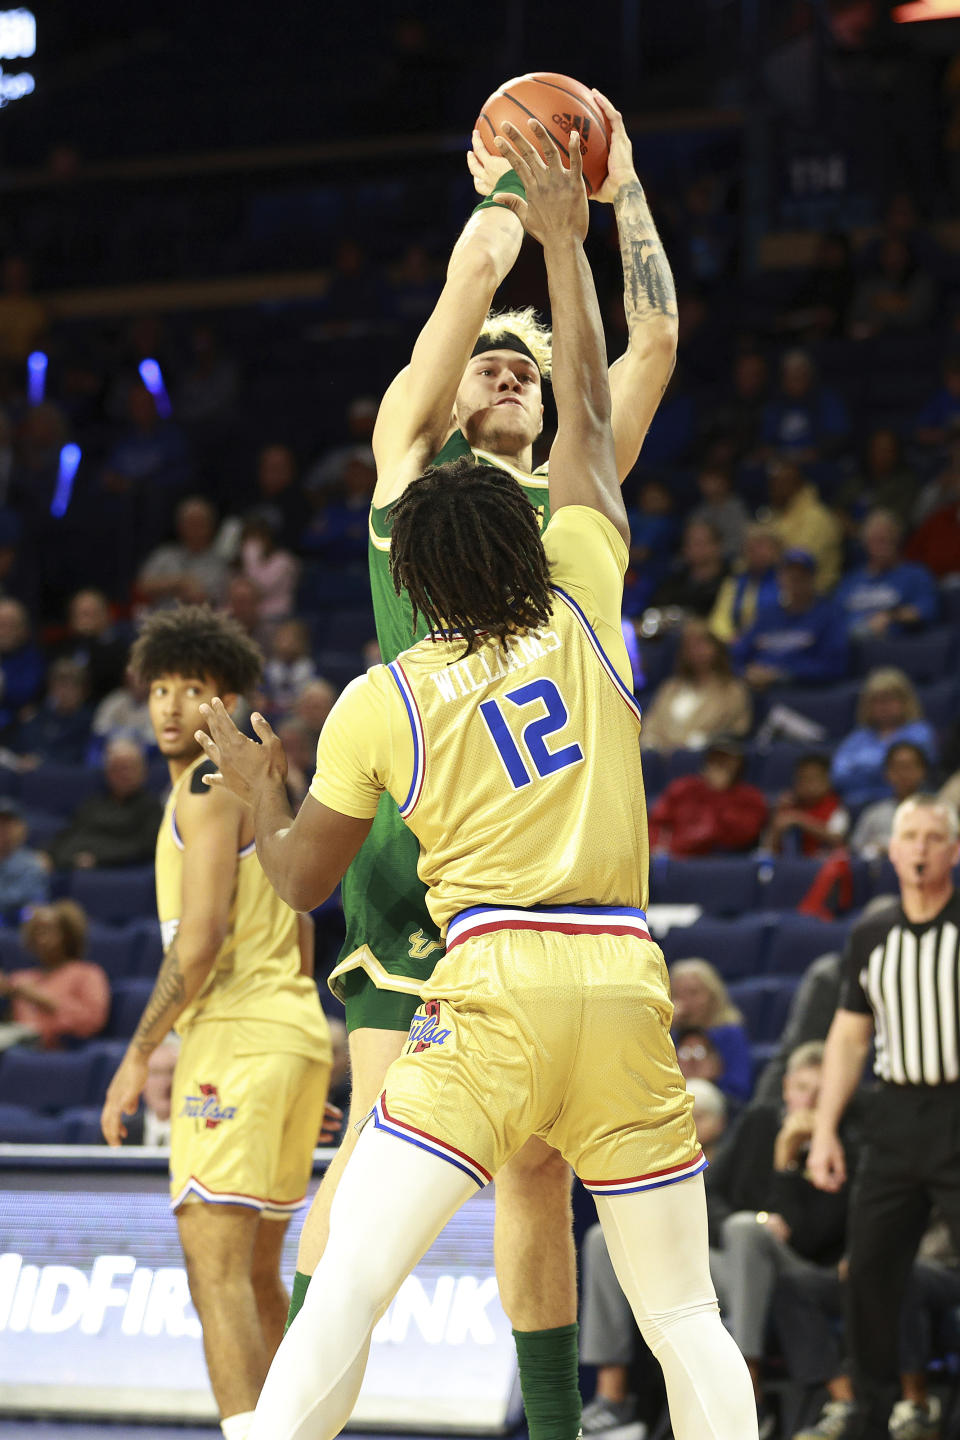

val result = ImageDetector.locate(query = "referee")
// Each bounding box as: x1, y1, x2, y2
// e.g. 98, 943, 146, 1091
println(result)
809, 795, 960, 1440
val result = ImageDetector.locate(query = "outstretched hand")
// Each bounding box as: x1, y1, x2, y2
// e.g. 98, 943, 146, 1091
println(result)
195, 699, 288, 808
492, 119, 589, 246
467, 127, 512, 196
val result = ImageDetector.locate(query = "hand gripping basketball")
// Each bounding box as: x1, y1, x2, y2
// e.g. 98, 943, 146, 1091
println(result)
492, 119, 589, 247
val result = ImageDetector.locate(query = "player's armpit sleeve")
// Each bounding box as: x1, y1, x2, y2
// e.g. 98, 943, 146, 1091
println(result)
309, 676, 388, 820
837, 936, 872, 1014
543, 505, 629, 634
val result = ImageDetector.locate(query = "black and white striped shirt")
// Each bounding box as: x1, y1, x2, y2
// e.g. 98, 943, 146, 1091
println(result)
840, 892, 960, 1086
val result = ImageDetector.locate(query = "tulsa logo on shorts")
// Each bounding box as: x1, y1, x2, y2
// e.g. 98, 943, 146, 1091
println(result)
179, 1082, 238, 1129
406, 999, 452, 1053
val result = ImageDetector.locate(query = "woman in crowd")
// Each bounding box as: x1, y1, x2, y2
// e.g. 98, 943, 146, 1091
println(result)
639, 617, 751, 754
831, 668, 937, 810
670, 957, 752, 1104
0, 899, 110, 1049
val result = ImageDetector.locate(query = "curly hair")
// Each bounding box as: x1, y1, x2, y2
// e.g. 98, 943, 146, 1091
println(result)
389, 459, 553, 657
21, 899, 88, 961
129, 604, 263, 694
478, 306, 553, 380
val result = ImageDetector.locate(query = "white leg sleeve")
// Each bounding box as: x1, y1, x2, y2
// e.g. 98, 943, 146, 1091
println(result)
595, 1174, 758, 1440
248, 1126, 476, 1440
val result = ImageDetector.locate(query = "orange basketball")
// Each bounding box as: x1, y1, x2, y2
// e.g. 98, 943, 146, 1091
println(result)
476, 72, 612, 197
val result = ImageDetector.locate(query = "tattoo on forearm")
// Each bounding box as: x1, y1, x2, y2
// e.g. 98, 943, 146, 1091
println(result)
133, 940, 187, 1055
614, 180, 678, 325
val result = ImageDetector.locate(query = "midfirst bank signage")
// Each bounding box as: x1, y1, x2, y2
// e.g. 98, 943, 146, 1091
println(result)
0, 1168, 520, 1430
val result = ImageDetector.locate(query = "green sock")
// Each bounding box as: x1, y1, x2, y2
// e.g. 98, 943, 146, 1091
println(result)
285, 1270, 311, 1332
513, 1323, 582, 1440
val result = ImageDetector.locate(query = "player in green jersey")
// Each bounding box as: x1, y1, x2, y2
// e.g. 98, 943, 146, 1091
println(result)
287, 90, 678, 1440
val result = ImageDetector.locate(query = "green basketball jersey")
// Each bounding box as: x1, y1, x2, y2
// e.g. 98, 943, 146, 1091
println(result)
331, 432, 551, 1028
367, 431, 551, 664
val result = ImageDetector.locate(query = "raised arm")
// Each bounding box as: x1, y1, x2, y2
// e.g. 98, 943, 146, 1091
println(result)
494, 121, 626, 543
591, 90, 678, 482
372, 197, 524, 508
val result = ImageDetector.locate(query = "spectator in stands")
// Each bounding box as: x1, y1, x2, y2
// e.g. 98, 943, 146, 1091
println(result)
52, 588, 128, 704
674, 1025, 726, 1088
732, 548, 849, 691
719, 1042, 854, 1434
765, 457, 843, 592
623, 478, 679, 615
577, 1078, 729, 1440
778, 231, 853, 341
175, 325, 239, 426
0, 598, 46, 733
649, 517, 728, 618
222, 573, 266, 643
303, 396, 377, 495
122, 1037, 179, 1147
905, 484, 960, 578
913, 352, 960, 451
649, 736, 768, 858
302, 448, 376, 565
0, 797, 48, 915
137, 496, 228, 609
91, 667, 155, 752
832, 669, 938, 810
836, 509, 939, 639
912, 437, 960, 526
262, 619, 317, 720
0, 254, 47, 365
245, 443, 308, 554
670, 958, 752, 1104
849, 741, 931, 860
239, 512, 298, 621
709, 522, 783, 644
704, 349, 769, 466
47, 737, 163, 870
0, 899, 109, 1050
14, 658, 93, 766
639, 617, 751, 754
292, 677, 338, 752
766, 753, 850, 857
835, 428, 920, 534
275, 715, 317, 809
761, 350, 851, 467
101, 383, 192, 559
689, 462, 749, 561
849, 235, 936, 339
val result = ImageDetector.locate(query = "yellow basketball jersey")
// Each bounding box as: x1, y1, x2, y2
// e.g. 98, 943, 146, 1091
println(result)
312, 506, 649, 938
156, 756, 331, 1054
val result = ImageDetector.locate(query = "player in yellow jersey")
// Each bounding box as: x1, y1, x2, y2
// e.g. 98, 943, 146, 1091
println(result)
99, 607, 332, 1440
200, 121, 756, 1440
287, 88, 678, 1440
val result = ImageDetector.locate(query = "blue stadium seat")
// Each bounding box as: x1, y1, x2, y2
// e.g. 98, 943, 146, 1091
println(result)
104, 978, 154, 1039
60, 1106, 108, 1144
128, 919, 163, 977
21, 806, 65, 850
86, 920, 146, 981
654, 857, 759, 915
0, 1048, 103, 1112
769, 684, 859, 739
665, 749, 705, 783
0, 1102, 69, 1143
0, 929, 25, 968
658, 915, 771, 980
854, 628, 958, 685
757, 857, 824, 910
917, 680, 960, 731
19, 763, 101, 817
639, 748, 666, 799
765, 914, 850, 976
939, 583, 960, 626
728, 975, 800, 1044
756, 744, 824, 794
67, 867, 156, 924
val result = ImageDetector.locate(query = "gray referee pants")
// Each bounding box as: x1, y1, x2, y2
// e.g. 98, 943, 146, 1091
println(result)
579, 1222, 728, 1366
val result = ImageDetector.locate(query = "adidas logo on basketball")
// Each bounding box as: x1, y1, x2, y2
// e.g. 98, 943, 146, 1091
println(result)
552, 112, 592, 147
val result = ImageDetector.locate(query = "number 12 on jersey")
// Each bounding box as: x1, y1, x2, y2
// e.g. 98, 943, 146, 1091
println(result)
479, 678, 584, 790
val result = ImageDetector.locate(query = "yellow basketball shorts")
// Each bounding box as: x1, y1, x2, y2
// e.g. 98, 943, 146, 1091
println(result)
372, 905, 703, 1195
170, 1019, 330, 1216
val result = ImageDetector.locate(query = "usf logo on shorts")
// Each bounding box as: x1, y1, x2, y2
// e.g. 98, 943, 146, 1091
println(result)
407, 928, 441, 963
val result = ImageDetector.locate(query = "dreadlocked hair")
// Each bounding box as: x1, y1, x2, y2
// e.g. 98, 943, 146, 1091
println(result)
389, 459, 553, 657
129, 604, 263, 694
